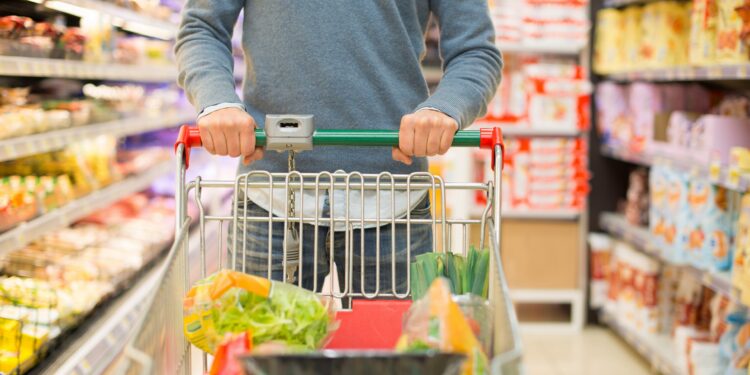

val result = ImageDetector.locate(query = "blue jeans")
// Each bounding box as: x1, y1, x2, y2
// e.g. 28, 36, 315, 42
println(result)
229, 194, 433, 296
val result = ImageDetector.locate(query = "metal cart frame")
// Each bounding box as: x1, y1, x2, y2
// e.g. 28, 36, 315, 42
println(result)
115, 123, 522, 375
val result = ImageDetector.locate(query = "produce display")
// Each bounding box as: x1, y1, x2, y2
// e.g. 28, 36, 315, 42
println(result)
0, 194, 175, 373
183, 270, 338, 354
0, 83, 185, 140
0, 140, 171, 233
0, 15, 173, 65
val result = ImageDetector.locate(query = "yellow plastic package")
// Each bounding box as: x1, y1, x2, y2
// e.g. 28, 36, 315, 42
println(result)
717, 0, 749, 63
690, 0, 719, 65
594, 9, 626, 74
396, 278, 488, 375
622, 6, 644, 70
183, 270, 337, 354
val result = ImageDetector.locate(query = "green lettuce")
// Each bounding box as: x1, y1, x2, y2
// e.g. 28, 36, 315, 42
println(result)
211, 282, 332, 350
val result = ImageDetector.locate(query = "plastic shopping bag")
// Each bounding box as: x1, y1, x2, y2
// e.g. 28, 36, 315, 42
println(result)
183, 270, 338, 354
396, 278, 489, 375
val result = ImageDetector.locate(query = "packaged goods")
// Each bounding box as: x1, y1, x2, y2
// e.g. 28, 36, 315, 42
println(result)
396, 278, 487, 375
589, 233, 613, 309
684, 179, 735, 272
690, 0, 719, 65
594, 9, 625, 74
612, 242, 661, 335
183, 270, 337, 354
716, 0, 749, 63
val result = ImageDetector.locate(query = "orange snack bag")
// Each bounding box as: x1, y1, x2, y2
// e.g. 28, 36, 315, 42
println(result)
396, 278, 488, 375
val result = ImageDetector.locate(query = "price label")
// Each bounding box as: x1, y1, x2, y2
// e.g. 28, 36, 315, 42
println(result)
2, 144, 13, 159
80, 359, 91, 371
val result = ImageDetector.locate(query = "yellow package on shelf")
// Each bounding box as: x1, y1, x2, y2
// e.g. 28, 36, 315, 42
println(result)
641, 2, 691, 69
690, 0, 719, 66
594, 9, 626, 74
623, 6, 644, 70
0, 318, 48, 354
717, 0, 749, 63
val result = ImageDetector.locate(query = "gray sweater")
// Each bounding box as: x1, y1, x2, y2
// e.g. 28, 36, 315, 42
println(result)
175, 0, 503, 175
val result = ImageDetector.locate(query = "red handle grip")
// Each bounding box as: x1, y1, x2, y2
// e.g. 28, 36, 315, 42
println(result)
175, 125, 202, 169
479, 127, 504, 170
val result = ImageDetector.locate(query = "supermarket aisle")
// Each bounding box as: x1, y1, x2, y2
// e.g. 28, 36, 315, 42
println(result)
522, 328, 651, 375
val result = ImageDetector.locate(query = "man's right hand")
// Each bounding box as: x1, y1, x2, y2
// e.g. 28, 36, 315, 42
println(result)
198, 107, 264, 165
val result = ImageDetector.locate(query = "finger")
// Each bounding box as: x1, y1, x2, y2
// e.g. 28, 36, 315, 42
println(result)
200, 126, 216, 154
399, 115, 415, 156
392, 147, 412, 165
239, 122, 254, 160
413, 117, 429, 157
226, 126, 241, 158
425, 124, 443, 156
439, 125, 454, 154
212, 127, 228, 156
252, 148, 264, 162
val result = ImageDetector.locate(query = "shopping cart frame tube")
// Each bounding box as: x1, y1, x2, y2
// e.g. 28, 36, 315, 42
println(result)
140, 125, 522, 373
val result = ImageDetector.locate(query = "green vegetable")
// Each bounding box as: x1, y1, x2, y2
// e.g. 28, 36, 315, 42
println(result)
211, 283, 331, 350
410, 248, 490, 300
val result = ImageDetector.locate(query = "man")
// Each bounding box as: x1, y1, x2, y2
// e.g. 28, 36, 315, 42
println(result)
175, 0, 502, 294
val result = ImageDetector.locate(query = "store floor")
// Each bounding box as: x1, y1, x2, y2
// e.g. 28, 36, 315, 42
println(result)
522, 327, 651, 375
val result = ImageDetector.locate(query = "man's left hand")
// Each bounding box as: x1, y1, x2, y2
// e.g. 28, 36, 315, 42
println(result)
393, 109, 458, 165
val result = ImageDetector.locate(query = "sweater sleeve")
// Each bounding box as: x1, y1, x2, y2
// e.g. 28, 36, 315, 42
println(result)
174, 0, 244, 114
417, 0, 503, 129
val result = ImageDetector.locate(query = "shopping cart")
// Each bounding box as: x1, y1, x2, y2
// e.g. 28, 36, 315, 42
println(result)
114, 115, 522, 375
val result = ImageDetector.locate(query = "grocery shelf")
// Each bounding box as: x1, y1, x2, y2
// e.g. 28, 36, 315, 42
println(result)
0, 160, 173, 257
601, 144, 750, 191
600, 212, 736, 299
603, 64, 750, 82
498, 41, 587, 56
24, 0, 177, 40
503, 209, 580, 220
0, 112, 193, 162
0, 56, 177, 82
600, 308, 685, 375
474, 122, 584, 138
43, 217, 223, 374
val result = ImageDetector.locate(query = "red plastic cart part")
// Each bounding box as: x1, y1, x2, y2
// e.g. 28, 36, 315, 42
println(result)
479, 126, 505, 170
325, 300, 412, 350
174, 125, 202, 169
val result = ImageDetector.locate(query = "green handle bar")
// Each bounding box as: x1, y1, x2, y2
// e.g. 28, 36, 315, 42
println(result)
253, 129, 481, 147
176, 126, 502, 169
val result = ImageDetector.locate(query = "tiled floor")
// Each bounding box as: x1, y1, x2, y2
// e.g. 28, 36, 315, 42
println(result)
522, 327, 652, 375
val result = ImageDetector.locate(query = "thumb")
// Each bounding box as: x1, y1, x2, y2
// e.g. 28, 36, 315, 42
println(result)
392, 147, 413, 165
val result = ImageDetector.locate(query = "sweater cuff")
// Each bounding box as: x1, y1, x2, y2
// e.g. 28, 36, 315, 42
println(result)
415, 100, 465, 129
198, 102, 246, 119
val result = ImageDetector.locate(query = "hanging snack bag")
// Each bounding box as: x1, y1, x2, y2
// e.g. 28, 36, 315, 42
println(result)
183, 270, 338, 354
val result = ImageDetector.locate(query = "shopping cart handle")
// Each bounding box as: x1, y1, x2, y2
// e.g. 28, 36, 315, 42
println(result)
175, 125, 503, 169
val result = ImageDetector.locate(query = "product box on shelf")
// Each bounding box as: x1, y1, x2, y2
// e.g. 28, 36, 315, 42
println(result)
689, 0, 719, 66
594, 9, 626, 74
613, 242, 661, 335
734, 193, 750, 306
684, 179, 735, 272
651, 163, 692, 263
589, 233, 613, 309
643, 2, 692, 68
716, 0, 749, 64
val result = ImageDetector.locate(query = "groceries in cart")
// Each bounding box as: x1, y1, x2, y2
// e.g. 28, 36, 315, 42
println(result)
397, 278, 489, 375
183, 269, 338, 354
410, 247, 491, 300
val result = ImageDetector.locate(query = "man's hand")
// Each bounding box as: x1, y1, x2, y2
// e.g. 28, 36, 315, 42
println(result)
198, 107, 263, 165
393, 109, 458, 165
